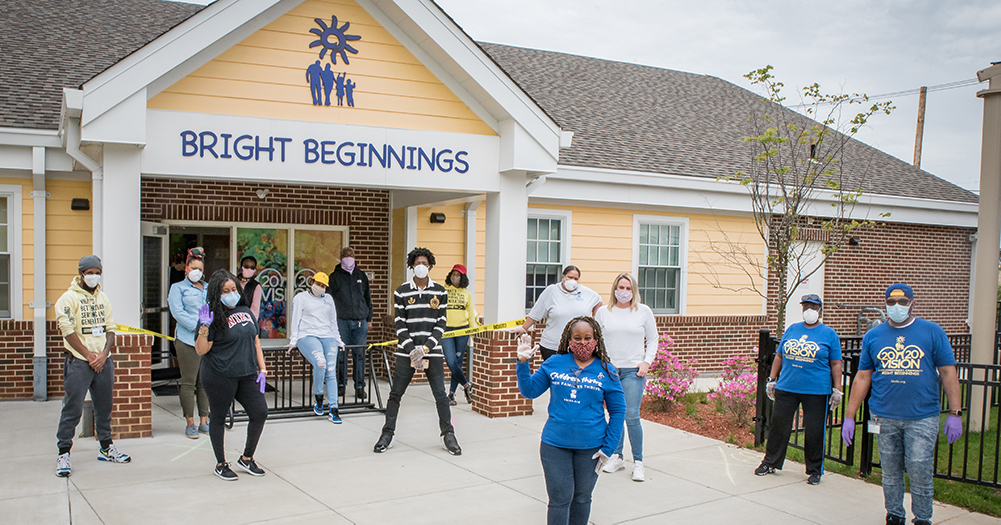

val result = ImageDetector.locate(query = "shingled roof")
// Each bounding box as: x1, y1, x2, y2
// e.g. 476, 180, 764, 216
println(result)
0, 1, 978, 204
479, 43, 978, 204
0, 0, 204, 130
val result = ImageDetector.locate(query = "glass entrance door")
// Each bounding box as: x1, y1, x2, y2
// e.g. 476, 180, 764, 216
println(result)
140, 222, 169, 362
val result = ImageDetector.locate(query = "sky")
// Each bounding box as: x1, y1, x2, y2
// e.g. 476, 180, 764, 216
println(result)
178, 0, 1001, 193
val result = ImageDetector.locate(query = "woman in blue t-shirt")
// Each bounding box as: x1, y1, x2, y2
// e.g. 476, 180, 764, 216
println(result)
754, 294, 843, 485
516, 316, 625, 525
195, 270, 269, 482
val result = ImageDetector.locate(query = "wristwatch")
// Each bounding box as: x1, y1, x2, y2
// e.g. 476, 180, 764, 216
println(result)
949, 409, 963, 417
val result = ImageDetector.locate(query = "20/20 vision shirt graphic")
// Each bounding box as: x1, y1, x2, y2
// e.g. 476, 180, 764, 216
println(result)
876, 336, 926, 378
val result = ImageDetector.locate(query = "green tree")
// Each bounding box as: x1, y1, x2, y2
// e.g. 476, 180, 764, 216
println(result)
708, 66, 893, 334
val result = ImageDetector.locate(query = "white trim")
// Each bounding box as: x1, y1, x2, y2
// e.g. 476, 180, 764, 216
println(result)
0, 128, 62, 148
0, 185, 23, 320
527, 208, 572, 268
632, 214, 689, 316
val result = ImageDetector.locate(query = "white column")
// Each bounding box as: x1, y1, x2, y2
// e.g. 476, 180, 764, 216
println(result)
101, 144, 143, 327
484, 171, 528, 323
464, 199, 482, 300
32, 147, 48, 401
405, 206, 417, 282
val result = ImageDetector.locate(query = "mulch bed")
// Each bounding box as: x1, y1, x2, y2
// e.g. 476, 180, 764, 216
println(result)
639, 397, 754, 444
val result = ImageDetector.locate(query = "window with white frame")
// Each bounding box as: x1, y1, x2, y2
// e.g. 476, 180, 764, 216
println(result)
0, 195, 10, 318
0, 186, 21, 320
526, 211, 571, 309
634, 216, 687, 314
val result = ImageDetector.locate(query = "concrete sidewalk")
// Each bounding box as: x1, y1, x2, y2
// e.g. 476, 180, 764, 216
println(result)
1, 383, 998, 525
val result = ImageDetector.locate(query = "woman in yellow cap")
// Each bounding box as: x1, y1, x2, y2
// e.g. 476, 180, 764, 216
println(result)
288, 272, 345, 423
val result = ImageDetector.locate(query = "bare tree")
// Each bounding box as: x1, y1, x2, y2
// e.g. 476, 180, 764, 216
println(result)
706, 66, 893, 334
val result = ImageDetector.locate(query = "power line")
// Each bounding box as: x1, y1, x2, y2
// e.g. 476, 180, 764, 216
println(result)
785, 78, 982, 109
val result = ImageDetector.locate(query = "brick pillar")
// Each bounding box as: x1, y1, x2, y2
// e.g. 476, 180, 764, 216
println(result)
109, 334, 152, 439
471, 330, 533, 418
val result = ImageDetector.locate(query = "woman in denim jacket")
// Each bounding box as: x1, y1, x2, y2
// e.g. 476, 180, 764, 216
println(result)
168, 247, 210, 438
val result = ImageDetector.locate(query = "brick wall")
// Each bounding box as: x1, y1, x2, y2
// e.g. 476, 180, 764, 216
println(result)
763, 222, 974, 336
470, 330, 533, 417
655, 315, 769, 372
111, 334, 153, 439
0, 320, 67, 398
140, 178, 393, 321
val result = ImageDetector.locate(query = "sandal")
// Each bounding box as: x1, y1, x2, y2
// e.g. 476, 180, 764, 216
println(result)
448, 393, 457, 406
463, 383, 474, 404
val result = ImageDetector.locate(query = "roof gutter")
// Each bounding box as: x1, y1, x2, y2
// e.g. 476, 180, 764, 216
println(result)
62, 89, 103, 258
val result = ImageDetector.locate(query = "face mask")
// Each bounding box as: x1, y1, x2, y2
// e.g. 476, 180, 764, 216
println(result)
887, 304, 910, 323
614, 289, 633, 303
241, 267, 256, 279
450, 273, 461, 286
221, 291, 241, 308
569, 339, 597, 361
563, 279, 578, 292
187, 269, 203, 283
311, 283, 326, 296
413, 264, 430, 279
802, 308, 820, 325
340, 257, 356, 273
83, 274, 101, 288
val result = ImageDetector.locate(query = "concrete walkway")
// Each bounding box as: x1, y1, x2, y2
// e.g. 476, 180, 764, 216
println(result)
1, 383, 999, 524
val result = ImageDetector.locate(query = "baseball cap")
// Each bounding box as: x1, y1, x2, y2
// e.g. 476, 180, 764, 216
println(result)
451, 264, 467, 275
885, 283, 913, 300
312, 272, 330, 286
800, 293, 822, 306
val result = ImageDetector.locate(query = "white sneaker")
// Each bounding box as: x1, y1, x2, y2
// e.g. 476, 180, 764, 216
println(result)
56, 453, 71, 477
632, 461, 646, 481
601, 454, 625, 473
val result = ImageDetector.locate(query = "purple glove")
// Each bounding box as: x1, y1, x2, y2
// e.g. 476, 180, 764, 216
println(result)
256, 372, 266, 394
842, 419, 855, 446
198, 304, 214, 325
944, 415, 963, 444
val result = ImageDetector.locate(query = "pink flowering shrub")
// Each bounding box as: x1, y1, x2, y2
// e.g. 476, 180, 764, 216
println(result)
707, 354, 756, 427
644, 335, 698, 410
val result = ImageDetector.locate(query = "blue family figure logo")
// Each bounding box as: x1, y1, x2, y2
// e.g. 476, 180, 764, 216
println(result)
306, 15, 361, 108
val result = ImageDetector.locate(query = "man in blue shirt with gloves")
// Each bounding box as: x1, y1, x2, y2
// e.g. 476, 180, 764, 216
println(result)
843, 283, 963, 525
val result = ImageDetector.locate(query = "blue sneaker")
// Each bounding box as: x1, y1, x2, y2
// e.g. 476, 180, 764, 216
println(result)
98, 444, 131, 463
313, 401, 325, 416
329, 409, 342, 424
198, 422, 209, 435
185, 424, 199, 439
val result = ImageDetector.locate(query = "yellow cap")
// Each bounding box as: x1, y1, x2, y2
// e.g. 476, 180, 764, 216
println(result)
312, 272, 329, 286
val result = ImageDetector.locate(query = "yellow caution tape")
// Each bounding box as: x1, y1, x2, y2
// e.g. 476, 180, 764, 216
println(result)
367, 318, 525, 350
115, 324, 175, 341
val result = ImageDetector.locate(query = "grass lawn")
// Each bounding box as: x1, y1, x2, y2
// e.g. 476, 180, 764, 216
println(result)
778, 407, 1001, 517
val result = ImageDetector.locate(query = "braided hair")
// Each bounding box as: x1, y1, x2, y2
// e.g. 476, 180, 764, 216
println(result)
206, 269, 247, 333
555, 315, 618, 380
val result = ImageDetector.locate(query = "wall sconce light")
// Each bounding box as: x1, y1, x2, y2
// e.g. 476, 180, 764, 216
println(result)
71, 198, 90, 211
430, 212, 446, 224
256, 189, 270, 199
848, 236, 861, 246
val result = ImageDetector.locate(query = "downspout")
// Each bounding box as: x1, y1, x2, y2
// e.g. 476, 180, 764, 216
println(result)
64, 117, 103, 257
31, 147, 49, 401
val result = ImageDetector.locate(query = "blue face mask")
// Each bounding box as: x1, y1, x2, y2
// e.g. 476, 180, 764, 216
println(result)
221, 291, 241, 308
886, 303, 910, 323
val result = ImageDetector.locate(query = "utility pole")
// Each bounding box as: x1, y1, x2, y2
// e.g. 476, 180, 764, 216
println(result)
913, 86, 927, 168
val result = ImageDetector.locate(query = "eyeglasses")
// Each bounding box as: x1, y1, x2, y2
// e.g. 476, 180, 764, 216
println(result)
885, 298, 911, 306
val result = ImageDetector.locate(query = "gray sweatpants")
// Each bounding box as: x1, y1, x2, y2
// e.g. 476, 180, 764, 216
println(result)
56, 355, 115, 452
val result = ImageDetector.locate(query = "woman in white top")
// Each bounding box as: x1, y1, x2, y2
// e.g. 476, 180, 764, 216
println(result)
519, 265, 602, 361
595, 272, 658, 481
288, 272, 344, 423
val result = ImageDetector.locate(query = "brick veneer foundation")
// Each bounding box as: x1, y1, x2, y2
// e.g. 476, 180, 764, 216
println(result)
110, 334, 153, 439
470, 330, 533, 418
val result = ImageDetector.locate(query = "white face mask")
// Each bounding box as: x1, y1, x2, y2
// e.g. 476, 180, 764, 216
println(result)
563, 278, 578, 292
187, 269, 203, 283
802, 308, 820, 325
310, 283, 326, 296
413, 264, 430, 279
887, 304, 910, 323
83, 274, 101, 288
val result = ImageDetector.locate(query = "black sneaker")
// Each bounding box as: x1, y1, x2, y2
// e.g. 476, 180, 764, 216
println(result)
236, 457, 265, 477
442, 432, 461, 456
214, 462, 238, 481
807, 473, 821, 485
338, 385, 346, 397
355, 388, 366, 401
885, 514, 906, 525
754, 463, 775, 476
374, 432, 395, 453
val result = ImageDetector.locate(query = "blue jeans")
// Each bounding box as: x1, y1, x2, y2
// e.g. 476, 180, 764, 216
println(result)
613, 367, 645, 461
441, 326, 470, 393
540, 442, 601, 525
876, 415, 938, 522
336, 319, 368, 390
297, 336, 338, 408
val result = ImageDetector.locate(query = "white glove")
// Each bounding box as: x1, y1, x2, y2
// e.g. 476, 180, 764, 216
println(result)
765, 380, 776, 401
517, 334, 539, 362
830, 388, 844, 412
592, 450, 610, 474
409, 346, 426, 370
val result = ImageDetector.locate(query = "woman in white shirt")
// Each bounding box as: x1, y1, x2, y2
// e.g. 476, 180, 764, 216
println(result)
288, 272, 344, 423
595, 272, 658, 481
518, 265, 602, 361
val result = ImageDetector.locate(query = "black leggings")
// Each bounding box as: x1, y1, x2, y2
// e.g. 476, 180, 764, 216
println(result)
200, 364, 269, 464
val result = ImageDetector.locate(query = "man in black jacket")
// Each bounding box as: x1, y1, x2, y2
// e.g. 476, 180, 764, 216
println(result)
327, 247, 373, 401
373, 247, 460, 456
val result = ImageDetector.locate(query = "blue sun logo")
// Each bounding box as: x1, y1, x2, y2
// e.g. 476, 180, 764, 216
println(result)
309, 16, 361, 65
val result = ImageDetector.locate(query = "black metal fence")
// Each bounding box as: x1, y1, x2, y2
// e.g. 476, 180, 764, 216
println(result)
754, 329, 1001, 488
228, 344, 392, 427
